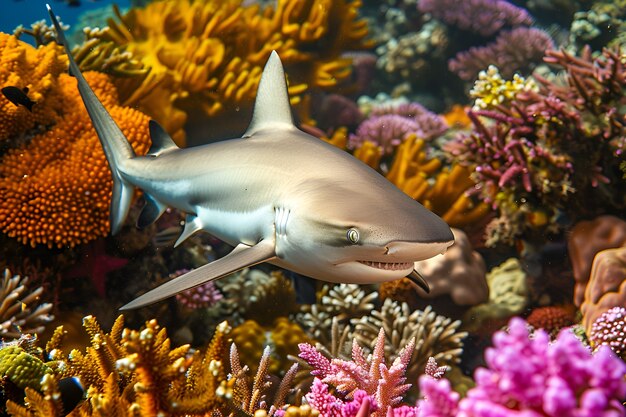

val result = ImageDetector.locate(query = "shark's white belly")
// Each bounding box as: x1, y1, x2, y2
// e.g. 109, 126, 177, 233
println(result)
194, 204, 275, 247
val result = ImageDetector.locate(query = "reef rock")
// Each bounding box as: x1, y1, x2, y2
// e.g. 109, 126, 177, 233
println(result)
581, 246, 626, 334
568, 215, 626, 306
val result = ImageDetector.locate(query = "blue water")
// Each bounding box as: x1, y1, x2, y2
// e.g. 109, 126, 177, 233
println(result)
0, 0, 130, 34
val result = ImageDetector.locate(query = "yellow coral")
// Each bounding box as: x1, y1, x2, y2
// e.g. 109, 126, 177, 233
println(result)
0, 69, 152, 248
470, 65, 537, 110
7, 315, 232, 416
0, 33, 67, 140
74, 0, 372, 145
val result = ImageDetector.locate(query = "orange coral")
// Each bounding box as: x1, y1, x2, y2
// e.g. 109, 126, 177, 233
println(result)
75, 0, 372, 145
0, 68, 151, 248
526, 305, 576, 336
0, 33, 67, 139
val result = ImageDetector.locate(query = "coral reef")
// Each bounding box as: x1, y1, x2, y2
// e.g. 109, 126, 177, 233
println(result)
449, 27, 555, 81
0, 269, 53, 339
0, 49, 152, 247
589, 306, 626, 361
73, 0, 373, 145
412, 228, 488, 306
417, 317, 626, 417
417, 0, 532, 37
5, 315, 233, 416
580, 246, 626, 335
0, 342, 52, 391
449, 47, 626, 246
568, 215, 626, 306
171, 269, 223, 310
350, 300, 467, 391
464, 258, 529, 332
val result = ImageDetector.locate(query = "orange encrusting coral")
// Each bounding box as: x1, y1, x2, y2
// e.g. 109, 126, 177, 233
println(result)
0, 32, 68, 139
0, 69, 151, 248
76, 0, 372, 145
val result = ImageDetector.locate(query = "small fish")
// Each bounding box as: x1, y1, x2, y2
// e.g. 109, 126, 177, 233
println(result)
1, 86, 36, 112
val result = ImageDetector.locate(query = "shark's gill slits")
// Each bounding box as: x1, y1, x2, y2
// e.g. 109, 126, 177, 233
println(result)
358, 260, 412, 270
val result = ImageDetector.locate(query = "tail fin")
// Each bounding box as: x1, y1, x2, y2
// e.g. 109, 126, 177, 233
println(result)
47, 4, 135, 234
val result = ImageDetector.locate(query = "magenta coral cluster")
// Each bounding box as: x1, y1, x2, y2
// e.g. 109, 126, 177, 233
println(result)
417, 317, 626, 417
417, 0, 532, 37
348, 102, 448, 154
449, 27, 555, 80
590, 306, 626, 360
448, 47, 626, 245
305, 379, 378, 417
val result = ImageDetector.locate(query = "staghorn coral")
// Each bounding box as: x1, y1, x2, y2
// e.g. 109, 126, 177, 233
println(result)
589, 306, 626, 361
568, 215, 626, 307
412, 228, 488, 306
6, 315, 233, 416
0, 64, 152, 248
448, 47, 626, 246
350, 299, 467, 393
464, 258, 529, 332
580, 247, 626, 336
449, 27, 555, 81
298, 327, 414, 417
72, 0, 373, 145
0, 269, 53, 339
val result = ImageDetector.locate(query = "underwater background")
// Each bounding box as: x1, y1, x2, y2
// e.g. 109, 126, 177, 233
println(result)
0, 0, 625, 416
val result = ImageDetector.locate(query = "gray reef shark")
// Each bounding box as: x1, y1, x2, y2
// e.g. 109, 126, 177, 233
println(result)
47, 5, 454, 310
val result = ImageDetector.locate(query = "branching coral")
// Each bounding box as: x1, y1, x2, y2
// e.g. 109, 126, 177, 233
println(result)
449, 47, 626, 246
298, 327, 414, 416
72, 0, 373, 144
0, 42, 152, 248
6, 315, 233, 416
0, 269, 53, 339
350, 300, 467, 392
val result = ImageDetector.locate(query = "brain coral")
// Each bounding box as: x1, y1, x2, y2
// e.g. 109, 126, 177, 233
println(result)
76, 0, 372, 145
0, 37, 151, 248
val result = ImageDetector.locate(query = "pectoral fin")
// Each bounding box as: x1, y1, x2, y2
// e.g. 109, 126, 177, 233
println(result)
407, 269, 430, 293
119, 239, 276, 310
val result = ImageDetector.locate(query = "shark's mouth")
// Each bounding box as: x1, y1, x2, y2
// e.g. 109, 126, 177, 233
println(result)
358, 260, 413, 271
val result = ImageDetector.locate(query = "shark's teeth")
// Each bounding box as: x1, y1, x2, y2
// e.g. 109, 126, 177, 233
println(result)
358, 260, 413, 271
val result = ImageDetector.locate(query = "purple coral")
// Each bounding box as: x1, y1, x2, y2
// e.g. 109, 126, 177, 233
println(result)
348, 102, 447, 154
305, 379, 378, 417
172, 269, 223, 309
449, 27, 555, 80
418, 0, 532, 37
416, 376, 459, 417
589, 306, 626, 360
421, 317, 626, 417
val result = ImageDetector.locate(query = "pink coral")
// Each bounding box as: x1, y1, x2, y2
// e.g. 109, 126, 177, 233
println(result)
589, 306, 626, 360
417, 0, 532, 37
172, 269, 223, 309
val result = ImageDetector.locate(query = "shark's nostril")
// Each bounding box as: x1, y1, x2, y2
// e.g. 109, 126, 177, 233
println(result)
384, 246, 389, 254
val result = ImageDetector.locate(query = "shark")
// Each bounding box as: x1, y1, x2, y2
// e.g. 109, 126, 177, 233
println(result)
47, 5, 455, 310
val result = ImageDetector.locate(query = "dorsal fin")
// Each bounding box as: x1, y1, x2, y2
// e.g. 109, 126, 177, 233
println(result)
243, 51, 294, 138
147, 120, 178, 156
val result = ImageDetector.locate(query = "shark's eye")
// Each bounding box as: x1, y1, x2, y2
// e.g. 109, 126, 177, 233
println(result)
347, 228, 360, 244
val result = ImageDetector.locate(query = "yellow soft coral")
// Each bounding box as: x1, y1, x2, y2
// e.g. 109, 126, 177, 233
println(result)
74, 0, 372, 145
0, 32, 67, 139
0, 68, 151, 248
